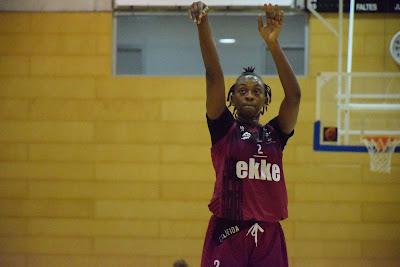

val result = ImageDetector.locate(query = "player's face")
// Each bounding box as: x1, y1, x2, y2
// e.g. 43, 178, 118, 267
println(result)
232, 75, 267, 121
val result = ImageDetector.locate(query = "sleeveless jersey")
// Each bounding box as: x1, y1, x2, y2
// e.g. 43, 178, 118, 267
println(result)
207, 108, 293, 222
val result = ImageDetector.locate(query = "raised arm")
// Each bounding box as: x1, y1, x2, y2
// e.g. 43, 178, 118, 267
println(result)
258, 4, 301, 134
189, 2, 226, 119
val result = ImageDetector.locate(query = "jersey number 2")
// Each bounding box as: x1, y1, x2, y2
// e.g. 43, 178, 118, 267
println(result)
257, 144, 263, 154
213, 260, 220, 267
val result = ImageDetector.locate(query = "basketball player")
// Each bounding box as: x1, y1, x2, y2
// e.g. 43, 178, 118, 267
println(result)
189, 2, 301, 266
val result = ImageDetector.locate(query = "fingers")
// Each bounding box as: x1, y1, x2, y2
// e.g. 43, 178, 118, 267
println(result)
264, 4, 272, 28
189, 2, 200, 23
264, 3, 272, 18
257, 15, 264, 33
275, 6, 284, 25
189, 2, 209, 24
263, 3, 284, 26
199, 6, 209, 22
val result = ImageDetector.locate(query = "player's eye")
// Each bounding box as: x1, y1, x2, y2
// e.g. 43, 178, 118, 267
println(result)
239, 88, 247, 95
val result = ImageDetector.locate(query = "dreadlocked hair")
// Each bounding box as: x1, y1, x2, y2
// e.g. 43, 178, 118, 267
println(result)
227, 66, 272, 117
242, 66, 256, 75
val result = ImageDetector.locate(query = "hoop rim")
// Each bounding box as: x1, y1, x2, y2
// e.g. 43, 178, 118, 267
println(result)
361, 135, 400, 153
361, 135, 400, 142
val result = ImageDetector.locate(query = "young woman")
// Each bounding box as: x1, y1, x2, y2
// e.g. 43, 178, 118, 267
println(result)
189, 2, 301, 266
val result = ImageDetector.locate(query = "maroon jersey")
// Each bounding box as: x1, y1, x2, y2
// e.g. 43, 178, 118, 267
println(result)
207, 108, 293, 222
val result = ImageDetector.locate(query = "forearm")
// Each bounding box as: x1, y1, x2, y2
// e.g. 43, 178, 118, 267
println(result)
197, 17, 224, 81
268, 41, 301, 102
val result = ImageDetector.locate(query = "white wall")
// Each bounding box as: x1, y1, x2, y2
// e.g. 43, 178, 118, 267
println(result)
0, 0, 304, 11
0, 0, 112, 11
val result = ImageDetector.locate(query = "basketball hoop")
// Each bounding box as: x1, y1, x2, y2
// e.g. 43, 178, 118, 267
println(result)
361, 136, 400, 173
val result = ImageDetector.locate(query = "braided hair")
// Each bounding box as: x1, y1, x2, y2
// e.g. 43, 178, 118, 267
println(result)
227, 67, 272, 117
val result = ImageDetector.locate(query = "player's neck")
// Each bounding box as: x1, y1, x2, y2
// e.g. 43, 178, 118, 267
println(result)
236, 115, 261, 127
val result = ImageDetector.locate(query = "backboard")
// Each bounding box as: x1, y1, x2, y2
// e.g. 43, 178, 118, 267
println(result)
314, 72, 400, 153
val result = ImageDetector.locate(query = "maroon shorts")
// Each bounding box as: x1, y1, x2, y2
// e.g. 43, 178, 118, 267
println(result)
201, 215, 288, 267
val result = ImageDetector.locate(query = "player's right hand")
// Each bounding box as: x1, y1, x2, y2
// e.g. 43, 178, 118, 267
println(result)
189, 1, 209, 25
258, 4, 284, 47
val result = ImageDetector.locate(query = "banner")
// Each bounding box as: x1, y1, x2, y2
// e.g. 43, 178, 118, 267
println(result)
307, 0, 400, 13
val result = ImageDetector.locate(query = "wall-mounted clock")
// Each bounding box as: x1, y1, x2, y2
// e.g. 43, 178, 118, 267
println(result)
390, 31, 400, 65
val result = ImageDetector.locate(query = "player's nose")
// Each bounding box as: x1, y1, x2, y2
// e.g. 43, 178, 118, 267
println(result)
244, 91, 255, 101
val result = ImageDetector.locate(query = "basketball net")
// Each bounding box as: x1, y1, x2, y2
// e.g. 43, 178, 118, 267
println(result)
361, 136, 400, 173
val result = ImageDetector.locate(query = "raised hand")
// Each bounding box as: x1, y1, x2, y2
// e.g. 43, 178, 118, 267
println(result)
189, 1, 209, 24
258, 4, 284, 47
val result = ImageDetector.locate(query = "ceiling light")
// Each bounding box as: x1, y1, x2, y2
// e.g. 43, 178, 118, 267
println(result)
219, 38, 236, 44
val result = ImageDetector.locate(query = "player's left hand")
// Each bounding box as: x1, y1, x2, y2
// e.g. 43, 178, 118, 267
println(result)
258, 4, 284, 47
189, 1, 209, 25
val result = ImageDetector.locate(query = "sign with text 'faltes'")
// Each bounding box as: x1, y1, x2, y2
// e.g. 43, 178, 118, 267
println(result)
307, 0, 400, 13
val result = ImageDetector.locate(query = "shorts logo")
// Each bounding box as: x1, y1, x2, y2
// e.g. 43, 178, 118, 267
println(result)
219, 225, 240, 243
236, 158, 281, 182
